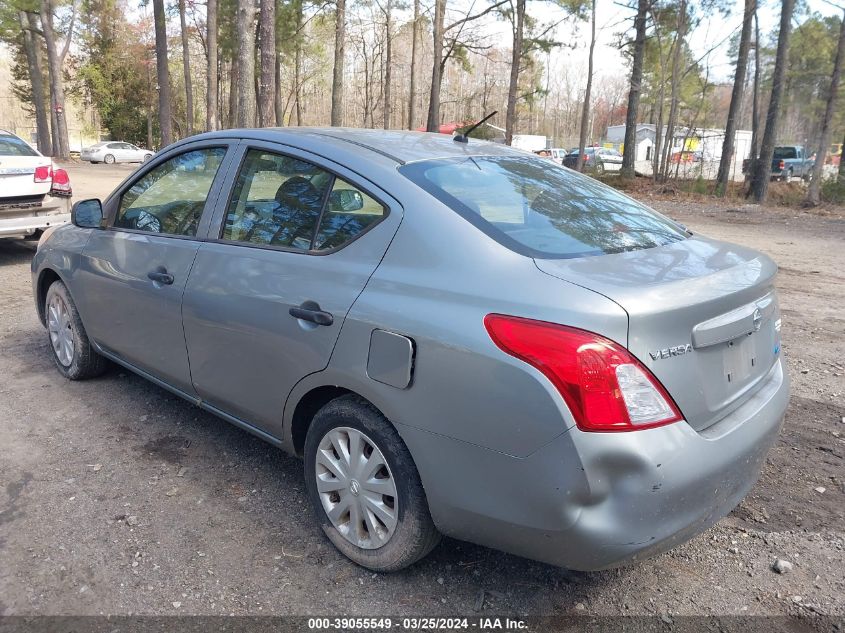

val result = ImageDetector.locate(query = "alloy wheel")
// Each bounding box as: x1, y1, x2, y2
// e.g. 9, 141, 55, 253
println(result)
47, 295, 74, 367
315, 426, 398, 549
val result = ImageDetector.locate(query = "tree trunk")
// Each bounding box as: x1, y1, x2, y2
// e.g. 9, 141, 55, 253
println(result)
258, 0, 275, 127
805, 10, 845, 206
750, 13, 761, 162
179, 0, 194, 135
504, 0, 526, 146
236, 0, 256, 127
750, 0, 795, 202
228, 58, 240, 128
621, 0, 648, 178
716, 0, 754, 194
294, 0, 303, 126
40, 0, 70, 158
382, 0, 392, 129
152, 0, 173, 145
840, 129, 845, 178
575, 0, 596, 171
274, 54, 283, 125
660, 0, 686, 182
20, 11, 52, 156
330, 0, 346, 126
407, 0, 420, 129
147, 109, 154, 148
206, 0, 219, 131
426, 0, 445, 132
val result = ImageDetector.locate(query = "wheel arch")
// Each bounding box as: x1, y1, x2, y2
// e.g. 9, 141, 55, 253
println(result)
36, 268, 64, 326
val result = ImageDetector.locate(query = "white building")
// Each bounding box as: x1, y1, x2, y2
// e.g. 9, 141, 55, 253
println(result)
605, 124, 752, 163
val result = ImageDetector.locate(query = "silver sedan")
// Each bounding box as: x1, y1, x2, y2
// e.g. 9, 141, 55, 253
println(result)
32, 128, 789, 572
80, 141, 154, 164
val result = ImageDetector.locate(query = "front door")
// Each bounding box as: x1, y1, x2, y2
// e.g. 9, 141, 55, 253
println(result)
75, 145, 233, 393
182, 144, 402, 436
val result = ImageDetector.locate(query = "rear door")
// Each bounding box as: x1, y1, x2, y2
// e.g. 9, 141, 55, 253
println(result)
182, 141, 402, 436
74, 142, 236, 393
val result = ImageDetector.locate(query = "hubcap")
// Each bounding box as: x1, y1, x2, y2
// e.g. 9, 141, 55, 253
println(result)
315, 427, 398, 550
47, 295, 74, 367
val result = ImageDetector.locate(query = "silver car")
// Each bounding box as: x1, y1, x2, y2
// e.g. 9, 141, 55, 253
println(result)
32, 129, 789, 572
80, 141, 154, 164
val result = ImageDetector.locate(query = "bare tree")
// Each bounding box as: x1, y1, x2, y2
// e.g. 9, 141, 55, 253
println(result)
621, 0, 648, 178
504, 0, 525, 145
207, 0, 219, 130
426, 0, 446, 132
381, 0, 393, 129
20, 10, 52, 155
805, 10, 844, 206
749, 0, 795, 202
575, 0, 596, 171
331, 0, 347, 126
750, 13, 761, 161
659, 0, 686, 182
407, 0, 420, 129
258, 0, 276, 126
40, 0, 75, 158
236, 0, 256, 127
715, 0, 755, 194
152, 0, 173, 144
178, 0, 194, 135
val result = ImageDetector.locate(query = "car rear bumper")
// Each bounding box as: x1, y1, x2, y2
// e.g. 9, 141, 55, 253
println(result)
402, 358, 788, 570
0, 196, 71, 237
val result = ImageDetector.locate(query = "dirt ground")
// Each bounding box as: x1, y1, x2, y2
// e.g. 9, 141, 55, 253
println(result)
0, 163, 843, 621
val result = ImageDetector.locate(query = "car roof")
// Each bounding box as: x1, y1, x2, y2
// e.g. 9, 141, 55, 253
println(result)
181, 127, 529, 165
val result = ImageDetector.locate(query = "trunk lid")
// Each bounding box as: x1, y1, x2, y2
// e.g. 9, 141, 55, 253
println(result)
535, 236, 782, 432
0, 155, 52, 199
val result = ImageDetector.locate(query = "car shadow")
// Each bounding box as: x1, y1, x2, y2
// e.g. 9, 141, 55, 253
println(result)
0, 239, 36, 266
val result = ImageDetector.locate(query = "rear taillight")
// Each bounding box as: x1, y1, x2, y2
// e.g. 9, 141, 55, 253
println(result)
778, 160, 785, 170
484, 314, 683, 432
34, 165, 52, 182
50, 168, 72, 196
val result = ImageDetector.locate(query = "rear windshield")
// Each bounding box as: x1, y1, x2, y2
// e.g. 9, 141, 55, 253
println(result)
400, 155, 688, 259
0, 135, 39, 157
773, 147, 797, 159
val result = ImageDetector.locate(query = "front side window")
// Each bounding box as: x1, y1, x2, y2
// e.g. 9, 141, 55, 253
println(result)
114, 147, 226, 237
400, 155, 688, 259
222, 149, 386, 251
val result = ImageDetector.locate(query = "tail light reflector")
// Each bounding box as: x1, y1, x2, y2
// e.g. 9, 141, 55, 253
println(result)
34, 165, 52, 182
50, 168, 72, 196
484, 314, 683, 432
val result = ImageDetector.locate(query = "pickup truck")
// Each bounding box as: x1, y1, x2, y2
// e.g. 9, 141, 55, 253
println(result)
742, 145, 815, 181
0, 129, 72, 239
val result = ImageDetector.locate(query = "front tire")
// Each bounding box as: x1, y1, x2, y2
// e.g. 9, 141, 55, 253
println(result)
104, 154, 115, 164
304, 395, 441, 572
45, 281, 108, 380
143, 154, 152, 163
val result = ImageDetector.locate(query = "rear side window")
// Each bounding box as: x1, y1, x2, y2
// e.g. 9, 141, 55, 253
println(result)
222, 148, 386, 252
0, 135, 39, 157
115, 147, 226, 236
400, 155, 688, 259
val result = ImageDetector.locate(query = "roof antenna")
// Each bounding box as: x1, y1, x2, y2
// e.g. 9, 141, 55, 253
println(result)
453, 111, 498, 144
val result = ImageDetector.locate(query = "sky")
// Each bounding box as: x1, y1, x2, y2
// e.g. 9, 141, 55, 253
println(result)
476, 0, 845, 87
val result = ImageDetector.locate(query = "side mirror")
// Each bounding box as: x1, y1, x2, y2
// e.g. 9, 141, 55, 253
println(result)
329, 189, 364, 212
71, 198, 104, 229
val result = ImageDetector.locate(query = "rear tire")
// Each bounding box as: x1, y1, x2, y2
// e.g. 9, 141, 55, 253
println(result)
44, 280, 108, 380
595, 162, 605, 175
104, 154, 115, 165
304, 395, 441, 572
143, 154, 152, 163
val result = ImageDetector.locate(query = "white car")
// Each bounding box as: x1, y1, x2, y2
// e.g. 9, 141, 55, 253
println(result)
80, 141, 154, 164
0, 129, 72, 239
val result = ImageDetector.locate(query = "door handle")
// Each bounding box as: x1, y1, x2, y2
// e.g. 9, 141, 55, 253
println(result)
147, 269, 174, 285
289, 300, 333, 326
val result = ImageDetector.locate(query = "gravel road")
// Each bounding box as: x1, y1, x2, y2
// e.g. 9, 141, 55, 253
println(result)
0, 164, 842, 621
